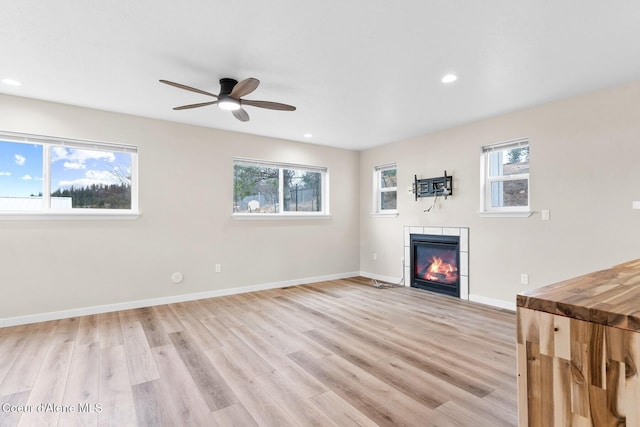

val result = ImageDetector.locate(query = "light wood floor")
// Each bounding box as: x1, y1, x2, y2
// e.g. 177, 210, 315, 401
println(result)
0, 277, 517, 427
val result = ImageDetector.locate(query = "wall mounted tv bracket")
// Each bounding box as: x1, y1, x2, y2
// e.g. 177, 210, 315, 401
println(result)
414, 171, 453, 201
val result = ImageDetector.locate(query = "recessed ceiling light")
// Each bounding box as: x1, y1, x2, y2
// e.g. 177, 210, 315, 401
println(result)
303, 133, 313, 138
1, 78, 22, 86
441, 74, 457, 84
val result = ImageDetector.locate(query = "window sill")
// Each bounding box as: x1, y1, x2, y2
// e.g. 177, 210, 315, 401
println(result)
0, 212, 141, 220
232, 213, 331, 220
370, 212, 399, 218
477, 211, 533, 218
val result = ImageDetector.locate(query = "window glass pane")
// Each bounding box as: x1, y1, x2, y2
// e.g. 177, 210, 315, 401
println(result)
283, 169, 322, 212
50, 147, 132, 209
0, 141, 44, 211
233, 163, 279, 213
381, 191, 397, 210
380, 168, 397, 188
488, 146, 529, 177
487, 151, 503, 177
490, 179, 528, 207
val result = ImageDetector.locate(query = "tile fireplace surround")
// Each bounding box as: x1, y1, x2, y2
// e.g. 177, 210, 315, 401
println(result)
403, 226, 469, 300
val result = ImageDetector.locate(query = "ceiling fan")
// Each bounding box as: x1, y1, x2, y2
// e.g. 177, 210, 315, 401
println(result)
159, 77, 296, 122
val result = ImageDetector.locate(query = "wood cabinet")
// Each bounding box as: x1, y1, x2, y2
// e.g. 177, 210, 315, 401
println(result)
517, 259, 640, 426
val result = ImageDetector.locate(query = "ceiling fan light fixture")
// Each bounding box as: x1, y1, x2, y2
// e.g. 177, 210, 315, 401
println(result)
441, 74, 457, 84
217, 96, 241, 111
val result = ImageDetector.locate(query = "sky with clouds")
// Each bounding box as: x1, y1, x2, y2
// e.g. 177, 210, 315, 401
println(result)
0, 140, 131, 197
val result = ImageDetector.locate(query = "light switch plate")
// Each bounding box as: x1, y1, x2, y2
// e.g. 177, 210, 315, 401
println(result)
633, 201, 640, 210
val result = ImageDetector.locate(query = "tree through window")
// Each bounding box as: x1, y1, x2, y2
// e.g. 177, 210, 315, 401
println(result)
374, 164, 397, 213
0, 131, 138, 214
233, 159, 328, 215
481, 139, 530, 213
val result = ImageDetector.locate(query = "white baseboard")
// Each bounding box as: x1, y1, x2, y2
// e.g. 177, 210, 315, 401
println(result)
468, 294, 516, 311
0, 271, 360, 328
359, 271, 406, 286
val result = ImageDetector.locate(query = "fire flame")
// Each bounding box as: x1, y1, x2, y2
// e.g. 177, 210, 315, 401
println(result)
425, 256, 458, 284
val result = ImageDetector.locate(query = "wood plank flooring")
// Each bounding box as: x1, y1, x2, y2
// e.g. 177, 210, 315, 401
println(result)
0, 277, 517, 426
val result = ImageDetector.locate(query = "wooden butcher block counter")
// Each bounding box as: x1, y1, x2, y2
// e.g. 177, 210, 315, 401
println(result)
516, 259, 640, 427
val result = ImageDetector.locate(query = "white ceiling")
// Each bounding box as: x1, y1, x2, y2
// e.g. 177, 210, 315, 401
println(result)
1, 1, 640, 151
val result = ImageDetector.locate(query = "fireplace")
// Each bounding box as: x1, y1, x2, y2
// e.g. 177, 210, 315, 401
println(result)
410, 233, 460, 297
403, 226, 469, 299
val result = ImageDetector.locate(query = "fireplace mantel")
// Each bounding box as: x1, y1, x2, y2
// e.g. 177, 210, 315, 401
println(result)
404, 226, 469, 300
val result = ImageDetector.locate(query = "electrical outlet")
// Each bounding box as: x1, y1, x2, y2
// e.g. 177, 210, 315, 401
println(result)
520, 273, 529, 285
541, 210, 550, 221
215, 264, 221, 273
633, 201, 640, 210
372, 253, 377, 261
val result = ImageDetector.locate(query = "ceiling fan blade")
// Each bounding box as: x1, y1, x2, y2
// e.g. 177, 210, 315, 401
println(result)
232, 108, 250, 122
173, 101, 218, 110
241, 99, 296, 111
230, 78, 260, 98
159, 79, 218, 98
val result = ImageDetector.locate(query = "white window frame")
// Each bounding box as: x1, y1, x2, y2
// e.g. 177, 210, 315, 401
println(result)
479, 138, 531, 217
232, 157, 329, 219
0, 131, 139, 220
372, 163, 398, 216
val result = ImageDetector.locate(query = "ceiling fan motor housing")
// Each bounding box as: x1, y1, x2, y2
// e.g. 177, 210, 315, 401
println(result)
219, 78, 238, 96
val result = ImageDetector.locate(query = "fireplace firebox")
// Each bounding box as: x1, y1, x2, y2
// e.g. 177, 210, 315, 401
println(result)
410, 234, 460, 297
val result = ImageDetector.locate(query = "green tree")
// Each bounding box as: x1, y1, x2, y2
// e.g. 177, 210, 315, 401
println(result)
233, 164, 278, 210
507, 147, 529, 164
51, 183, 131, 209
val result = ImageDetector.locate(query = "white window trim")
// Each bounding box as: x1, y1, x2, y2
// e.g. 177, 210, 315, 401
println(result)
479, 138, 531, 217
372, 163, 398, 216
232, 213, 331, 220
370, 212, 399, 218
232, 157, 330, 218
0, 212, 140, 220
0, 131, 139, 220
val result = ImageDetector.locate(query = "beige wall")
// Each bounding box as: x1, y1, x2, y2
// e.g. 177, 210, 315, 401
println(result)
360, 80, 640, 307
0, 94, 360, 321
3, 79, 640, 321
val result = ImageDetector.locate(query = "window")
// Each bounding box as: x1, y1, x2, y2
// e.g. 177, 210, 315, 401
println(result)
233, 158, 328, 216
480, 138, 530, 214
374, 164, 397, 213
0, 131, 138, 216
